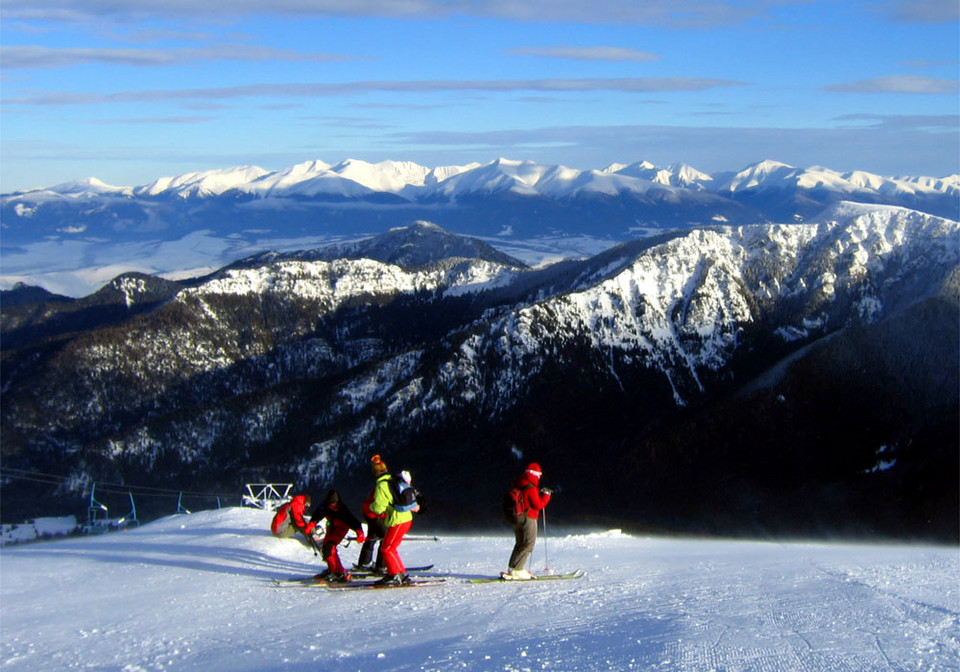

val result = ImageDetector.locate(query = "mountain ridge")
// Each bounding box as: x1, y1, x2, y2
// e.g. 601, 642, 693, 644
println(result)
2, 203, 956, 539
4, 157, 957, 299
8, 157, 957, 201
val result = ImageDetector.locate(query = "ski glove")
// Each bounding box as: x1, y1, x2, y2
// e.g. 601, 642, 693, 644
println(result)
355, 530, 366, 544
540, 488, 553, 496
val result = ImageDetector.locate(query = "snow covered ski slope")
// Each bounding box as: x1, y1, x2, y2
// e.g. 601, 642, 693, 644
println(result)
1, 507, 957, 671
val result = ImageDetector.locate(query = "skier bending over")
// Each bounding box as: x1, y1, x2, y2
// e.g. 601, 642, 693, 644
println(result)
309, 489, 366, 583
270, 492, 316, 547
503, 463, 552, 580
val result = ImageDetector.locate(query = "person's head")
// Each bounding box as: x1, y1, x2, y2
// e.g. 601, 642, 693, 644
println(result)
400, 470, 412, 484
323, 489, 340, 510
301, 493, 312, 509
371, 454, 388, 475
525, 463, 542, 484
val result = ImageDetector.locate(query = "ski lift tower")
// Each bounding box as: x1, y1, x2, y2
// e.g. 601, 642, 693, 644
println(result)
242, 484, 293, 511
85, 484, 110, 534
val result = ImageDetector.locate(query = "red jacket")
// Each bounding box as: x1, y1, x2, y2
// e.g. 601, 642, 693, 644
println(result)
270, 494, 315, 536
515, 472, 551, 519
362, 487, 387, 520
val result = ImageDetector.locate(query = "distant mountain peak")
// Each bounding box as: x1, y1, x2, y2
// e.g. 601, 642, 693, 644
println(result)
136, 165, 270, 198
46, 177, 130, 196
330, 158, 432, 192
719, 160, 803, 191
231, 221, 527, 270
397, 220, 444, 232
320, 220, 528, 268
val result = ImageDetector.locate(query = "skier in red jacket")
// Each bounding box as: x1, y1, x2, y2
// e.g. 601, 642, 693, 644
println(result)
309, 489, 366, 582
502, 463, 552, 581
270, 493, 316, 546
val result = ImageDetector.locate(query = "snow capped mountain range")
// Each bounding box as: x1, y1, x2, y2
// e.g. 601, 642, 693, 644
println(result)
3, 156, 956, 298
715, 158, 957, 196
8, 157, 956, 203
278, 203, 954, 456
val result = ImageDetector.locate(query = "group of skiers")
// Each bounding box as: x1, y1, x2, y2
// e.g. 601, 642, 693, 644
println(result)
270, 456, 552, 583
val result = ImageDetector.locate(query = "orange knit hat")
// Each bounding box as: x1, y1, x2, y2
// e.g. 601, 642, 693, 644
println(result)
371, 454, 388, 475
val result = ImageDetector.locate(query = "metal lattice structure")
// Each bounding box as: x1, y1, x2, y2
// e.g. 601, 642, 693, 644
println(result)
242, 483, 293, 511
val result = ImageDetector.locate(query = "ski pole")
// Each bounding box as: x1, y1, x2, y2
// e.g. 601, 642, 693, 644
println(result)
541, 507, 551, 574
306, 532, 322, 557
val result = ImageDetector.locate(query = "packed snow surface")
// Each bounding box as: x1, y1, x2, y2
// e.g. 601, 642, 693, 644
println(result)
1, 508, 957, 671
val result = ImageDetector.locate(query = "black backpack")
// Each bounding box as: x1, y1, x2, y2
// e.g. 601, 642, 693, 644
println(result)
389, 474, 419, 512
501, 483, 533, 525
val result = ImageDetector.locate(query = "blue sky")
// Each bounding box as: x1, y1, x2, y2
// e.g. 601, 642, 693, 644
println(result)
1, 0, 957, 192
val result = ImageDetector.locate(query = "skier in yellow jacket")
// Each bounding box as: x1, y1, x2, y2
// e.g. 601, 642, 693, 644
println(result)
368, 455, 420, 585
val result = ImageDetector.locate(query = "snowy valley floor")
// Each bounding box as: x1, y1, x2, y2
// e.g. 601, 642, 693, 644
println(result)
1, 507, 957, 672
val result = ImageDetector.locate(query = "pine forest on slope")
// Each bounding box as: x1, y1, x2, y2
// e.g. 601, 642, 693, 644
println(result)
1, 202, 957, 541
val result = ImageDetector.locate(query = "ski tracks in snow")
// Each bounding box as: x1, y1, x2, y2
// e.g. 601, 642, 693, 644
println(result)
409, 535, 960, 672
1, 510, 957, 672
627, 542, 960, 672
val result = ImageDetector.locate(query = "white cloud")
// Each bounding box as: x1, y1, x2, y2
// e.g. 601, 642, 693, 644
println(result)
509, 46, 660, 62
875, 0, 960, 24
834, 113, 959, 131
825, 75, 959, 95
4, 77, 745, 106
1, 45, 361, 69
0, 0, 804, 28
89, 116, 216, 125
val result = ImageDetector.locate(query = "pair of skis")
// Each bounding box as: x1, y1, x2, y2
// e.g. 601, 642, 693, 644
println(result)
272, 566, 585, 591
324, 577, 446, 591
271, 565, 437, 590
273, 576, 445, 591
334, 567, 585, 590
469, 568, 586, 584
348, 563, 435, 576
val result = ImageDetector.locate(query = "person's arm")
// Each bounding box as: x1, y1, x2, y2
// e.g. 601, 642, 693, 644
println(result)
526, 485, 551, 513
291, 499, 316, 535
370, 478, 391, 516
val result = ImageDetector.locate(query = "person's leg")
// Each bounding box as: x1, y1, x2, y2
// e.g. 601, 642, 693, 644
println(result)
322, 533, 345, 574
508, 519, 525, 570
380, 525, 402, 575
358, 517, 385, 567
275, 519, 294, 538
510, 516, 538, 571
380, 520, 412, 576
